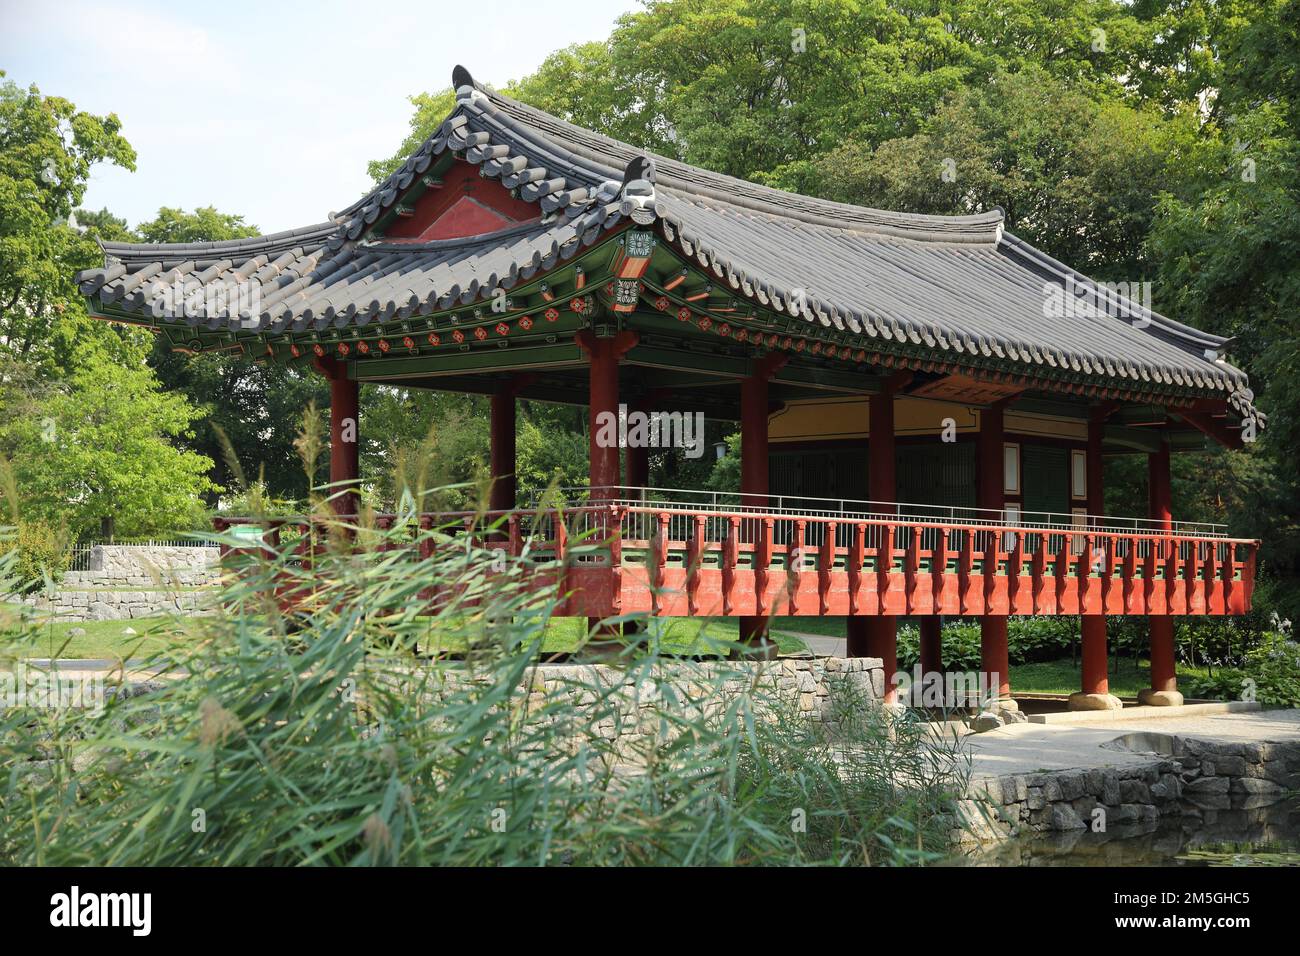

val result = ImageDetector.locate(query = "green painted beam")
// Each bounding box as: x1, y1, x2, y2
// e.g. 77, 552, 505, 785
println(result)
354, 342, 584, 380
371, 371, 742, 420
1103, 424, 1167, 453
624, 343, 750, 378
1112, 403, 1173, 426
1010, 396, 1093, 420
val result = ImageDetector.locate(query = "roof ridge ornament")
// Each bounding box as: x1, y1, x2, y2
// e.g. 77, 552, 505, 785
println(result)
1204, 336, 1236, 363
452, 65, 490, 108
619, 156, 657, 226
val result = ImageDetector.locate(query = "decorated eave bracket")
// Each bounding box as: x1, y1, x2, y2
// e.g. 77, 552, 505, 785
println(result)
87, 224, 1248, 425
605, 225, 1248, 416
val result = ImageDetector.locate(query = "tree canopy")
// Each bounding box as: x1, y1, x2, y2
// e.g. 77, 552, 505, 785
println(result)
3, 347, 216, 538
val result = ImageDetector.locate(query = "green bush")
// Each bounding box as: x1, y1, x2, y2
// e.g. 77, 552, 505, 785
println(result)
896, 608, 1289, 676
9, 520, 69, 594
216, 479, 303, 518
898, 617, 1076, 671
1182, 634, 1300, 708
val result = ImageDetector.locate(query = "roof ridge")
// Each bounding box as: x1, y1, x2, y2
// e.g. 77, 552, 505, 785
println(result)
475, 85, 1005, 243
101, 221, 340, 262
358, 217, 561, 253
998, 231, 1237, 364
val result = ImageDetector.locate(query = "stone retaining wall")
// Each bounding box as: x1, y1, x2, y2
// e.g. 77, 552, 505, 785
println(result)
435, 655, 885, 761
6, 545, 222, 621
68, 545, 220, 588
956, 733, 1300, 843
527, 655, 883, 721
16, 588, 217, 622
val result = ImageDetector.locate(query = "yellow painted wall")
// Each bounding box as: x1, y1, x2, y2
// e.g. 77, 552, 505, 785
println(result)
767, 396, 1087, 443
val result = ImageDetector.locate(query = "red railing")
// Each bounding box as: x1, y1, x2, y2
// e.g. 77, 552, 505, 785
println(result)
212, 497, 1258, 619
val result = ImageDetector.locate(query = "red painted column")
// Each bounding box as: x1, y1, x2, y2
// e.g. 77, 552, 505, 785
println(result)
739, 363, 772, 649
919, 616, 943, 676
489, 384, 516, 514
856, 378, 904, 702
1080, 408, 1110, 696
978, 400, 1011, 704
740, 372, 768, 508
576, 331, 637, 640
315, 358, 359, 517
1147, 440, 1177, 694
586, 341, 622, 497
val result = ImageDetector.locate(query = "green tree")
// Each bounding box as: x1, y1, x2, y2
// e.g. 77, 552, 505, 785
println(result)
361, 387, 487, 510
0, 74, 140, 378
136, 205, 257, 244
72, 206, 132, 242
4, 347, 217, 538
1145, 0, 1300, 601
783, 67, 1198, 278
371, 1, 1161, 186
132, 205, 331, 504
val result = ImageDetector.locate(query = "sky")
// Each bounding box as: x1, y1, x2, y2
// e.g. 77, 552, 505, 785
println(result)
0, 0, 638, 233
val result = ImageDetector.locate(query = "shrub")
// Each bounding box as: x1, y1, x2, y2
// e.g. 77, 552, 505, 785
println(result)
1181, 634, 1300, 708
897, 617, 1075, 671
216, 479, 302, 518
8, 520, 69, 594
897, 610, 1289, 676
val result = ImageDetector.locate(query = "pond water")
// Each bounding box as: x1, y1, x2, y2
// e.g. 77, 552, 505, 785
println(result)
953, 795, 1300, 866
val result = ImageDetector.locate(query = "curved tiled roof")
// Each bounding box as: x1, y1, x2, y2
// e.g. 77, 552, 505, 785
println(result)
77, 66, 1259, 425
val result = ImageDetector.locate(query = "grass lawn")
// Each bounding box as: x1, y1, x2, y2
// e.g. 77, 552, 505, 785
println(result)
769, 616, 848, 638
15, 616, 186, 660
1010, 656, 1213, 697
420, 615, 808, 656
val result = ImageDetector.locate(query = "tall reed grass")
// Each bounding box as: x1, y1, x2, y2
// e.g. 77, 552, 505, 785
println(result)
1, 444, 968, 865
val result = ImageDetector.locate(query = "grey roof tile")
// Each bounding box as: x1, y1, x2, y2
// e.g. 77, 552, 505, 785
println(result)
76, 65, 1260, 426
